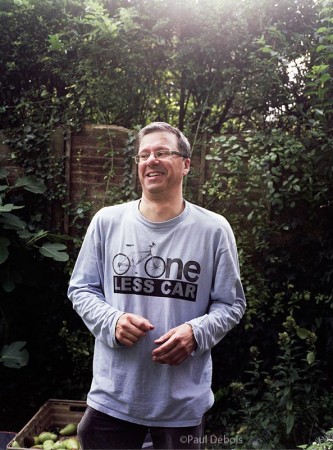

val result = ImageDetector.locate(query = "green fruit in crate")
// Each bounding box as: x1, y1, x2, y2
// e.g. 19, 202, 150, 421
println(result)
39, 433, 57, 443
42, 439, 55, 450
53, 441, 68, 449
10, 441, 20, 448
59, 424, 78, 436
63, 438, 80, 449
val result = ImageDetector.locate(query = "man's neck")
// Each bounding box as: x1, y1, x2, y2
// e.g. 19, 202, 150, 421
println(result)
139, 196, 185, 222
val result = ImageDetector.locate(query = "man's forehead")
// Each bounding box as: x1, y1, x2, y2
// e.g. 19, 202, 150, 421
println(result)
139, 131, 177, 150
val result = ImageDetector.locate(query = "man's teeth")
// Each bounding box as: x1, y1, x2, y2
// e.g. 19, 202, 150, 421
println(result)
148, 172, 161, 177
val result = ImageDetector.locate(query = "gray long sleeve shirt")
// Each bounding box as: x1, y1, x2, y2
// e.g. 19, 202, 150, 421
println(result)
68, 200, 246, 427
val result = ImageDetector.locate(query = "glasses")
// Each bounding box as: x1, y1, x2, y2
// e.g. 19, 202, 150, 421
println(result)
133, 150, 185, 164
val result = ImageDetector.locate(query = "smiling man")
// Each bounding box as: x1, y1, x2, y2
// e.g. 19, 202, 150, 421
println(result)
137, 128, 190, 209
68, 122, 246, 449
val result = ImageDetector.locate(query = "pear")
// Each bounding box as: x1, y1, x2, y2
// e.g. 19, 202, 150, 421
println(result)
38, 433, 57, 444
42, 440, 55, 450
59, 424, 77, 437
63, 438, 80, 449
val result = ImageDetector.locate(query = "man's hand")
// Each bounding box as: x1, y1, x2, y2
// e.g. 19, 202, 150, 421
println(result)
116, 313, 154, 347
152, 324, 197, 366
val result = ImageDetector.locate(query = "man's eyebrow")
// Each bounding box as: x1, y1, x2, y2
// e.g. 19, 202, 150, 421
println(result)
139, 145, 172, 153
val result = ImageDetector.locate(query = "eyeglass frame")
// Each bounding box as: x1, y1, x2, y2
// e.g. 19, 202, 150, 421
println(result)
132, 149, 187, 164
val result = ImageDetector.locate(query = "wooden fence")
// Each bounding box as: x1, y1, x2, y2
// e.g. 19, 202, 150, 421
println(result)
0, 125, 211, 234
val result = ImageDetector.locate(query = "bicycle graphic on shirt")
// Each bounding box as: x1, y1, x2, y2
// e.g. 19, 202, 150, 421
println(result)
112, 242, 166, 278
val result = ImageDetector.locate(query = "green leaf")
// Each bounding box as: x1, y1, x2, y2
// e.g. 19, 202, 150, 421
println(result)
317, 27, 328, 33
316, 44, 327, 53
319, 73, 331, 84
304, 384, 311, 393
13, 176, 47, 194
307, 351, 316, 365
286, 399, 293, 411
0, 168, 8, 179
247, 211, 255, 220
17, 229, 33, 239
286, 413, 295, 434
0, 213, 26, 230
297, 328, 311, 339
39, 242, 69, 262
314, 109, 325, 116
2, 279, 16, 293
312, 64, 329, 74
0, 204, 24, 213
0, 341, 29, 368
18, 229, 48, 244
0, 236, 10, 264
260, 46, 273, 53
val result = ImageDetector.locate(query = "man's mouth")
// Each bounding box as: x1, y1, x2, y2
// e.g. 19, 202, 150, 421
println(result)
147, 172, 163, 177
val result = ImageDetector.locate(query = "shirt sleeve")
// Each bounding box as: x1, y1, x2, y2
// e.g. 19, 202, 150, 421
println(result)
186, 242, 246, 355
67, 217, 124, 348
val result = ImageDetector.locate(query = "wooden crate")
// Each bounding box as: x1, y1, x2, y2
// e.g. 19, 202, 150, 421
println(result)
6, 400, 86, 450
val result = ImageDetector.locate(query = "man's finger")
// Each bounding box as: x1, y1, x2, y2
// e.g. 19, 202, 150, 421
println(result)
152, 324, 196, 364
130, 314, 155, 332
116, 313, 154, 346
154, 328, 175, 345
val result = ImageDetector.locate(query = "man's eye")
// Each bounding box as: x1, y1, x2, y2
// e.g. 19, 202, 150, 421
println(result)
140, 154, 150, 160
156, 151, 170, 158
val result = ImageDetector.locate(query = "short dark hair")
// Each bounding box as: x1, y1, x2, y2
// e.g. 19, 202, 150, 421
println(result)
137, 122, 191, 158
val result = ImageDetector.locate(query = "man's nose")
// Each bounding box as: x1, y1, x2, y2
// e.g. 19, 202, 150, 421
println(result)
146, 153, 160, 163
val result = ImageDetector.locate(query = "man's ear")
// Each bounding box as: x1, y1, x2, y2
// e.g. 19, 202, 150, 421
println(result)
183, 158, 191, 175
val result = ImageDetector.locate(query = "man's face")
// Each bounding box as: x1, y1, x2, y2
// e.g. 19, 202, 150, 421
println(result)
137, 131, 190, 198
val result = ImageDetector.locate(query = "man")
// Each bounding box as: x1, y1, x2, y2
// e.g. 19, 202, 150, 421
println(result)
68, 122, 246, 449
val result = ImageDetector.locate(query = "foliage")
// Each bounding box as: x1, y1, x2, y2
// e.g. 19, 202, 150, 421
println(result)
0, 168, 69, 292
0, 341, 29, 369
235, 312, 332, 448
206, 289, 333, 449
200, 1, 333, 447
59, 322, 94, 392
0, 0, 319, 134
298, 429, 333, 450
202, 128, 332, 292
0, 167, 74, 427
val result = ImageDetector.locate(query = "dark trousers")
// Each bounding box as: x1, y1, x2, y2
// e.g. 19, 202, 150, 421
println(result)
78, 406, 205, 449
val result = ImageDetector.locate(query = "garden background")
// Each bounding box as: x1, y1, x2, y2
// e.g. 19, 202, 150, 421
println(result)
0, 0, 332, 449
